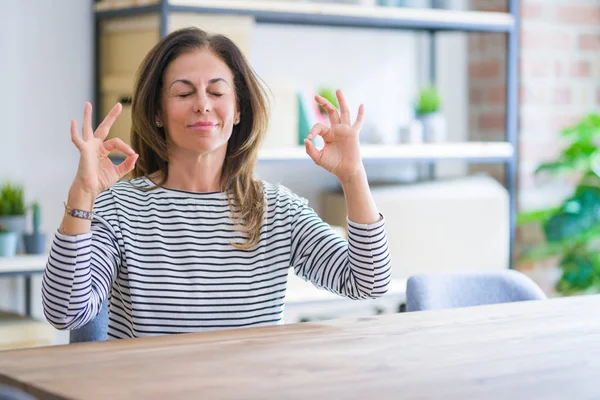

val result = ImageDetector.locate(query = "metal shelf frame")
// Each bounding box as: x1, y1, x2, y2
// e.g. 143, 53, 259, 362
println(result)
93, 0, 520, 266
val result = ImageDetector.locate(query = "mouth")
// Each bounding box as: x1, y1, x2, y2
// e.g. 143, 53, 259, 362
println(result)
189, 121, 217, 131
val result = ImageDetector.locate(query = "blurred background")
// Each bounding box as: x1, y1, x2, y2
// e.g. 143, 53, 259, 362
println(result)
1, 0, 599, 348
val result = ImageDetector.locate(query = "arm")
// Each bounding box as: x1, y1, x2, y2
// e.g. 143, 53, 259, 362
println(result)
298, 89, 391, 297
42, 101, 137, 330
42, 190, 121, 330
290, 191, 391, 299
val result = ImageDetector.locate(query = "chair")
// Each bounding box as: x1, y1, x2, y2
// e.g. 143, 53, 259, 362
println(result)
405, 270, 546, 312
69, 299, 109, 343
0, 385, 37, 400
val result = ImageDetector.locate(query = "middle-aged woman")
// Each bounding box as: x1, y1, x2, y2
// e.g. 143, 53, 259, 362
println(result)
42, 27, 392, 340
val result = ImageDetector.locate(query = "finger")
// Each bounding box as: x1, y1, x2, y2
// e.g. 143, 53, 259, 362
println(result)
95, 103, 123, 141
307, 123, 333, 142
314, 95, 340, 126
336, 89, 351, 125
70, 120, 84, 150
116, 153, 139, 178
304, 139, 322, 166
82, 102, 93, 141
103, 137, 135, 156
353, 104, 365, 131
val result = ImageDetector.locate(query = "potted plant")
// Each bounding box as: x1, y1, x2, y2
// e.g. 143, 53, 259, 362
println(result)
316, 87, 339, 117
24, 202, 47, 254
0, 182, 26, 253
414, 86, 446, 143
517, 113, 600, 296
0, 224, 18, 257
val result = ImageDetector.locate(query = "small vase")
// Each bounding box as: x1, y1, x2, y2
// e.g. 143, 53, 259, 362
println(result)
0, 215, 26, 253
24, 232, 47, 255
416, 112, 446, 143
0, 232, 18, 257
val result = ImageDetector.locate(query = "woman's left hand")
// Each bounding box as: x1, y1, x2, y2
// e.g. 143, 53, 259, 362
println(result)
304, 89, 365, 184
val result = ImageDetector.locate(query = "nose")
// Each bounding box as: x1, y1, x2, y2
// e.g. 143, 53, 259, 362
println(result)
193, 92, 211, 114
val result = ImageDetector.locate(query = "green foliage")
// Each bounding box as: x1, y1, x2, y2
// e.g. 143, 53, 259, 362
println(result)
517, 113, 600, 295
317, 87, 339, 115
415, 86, 441, 115
32, 202, 41, 233
0, 182, 25, 216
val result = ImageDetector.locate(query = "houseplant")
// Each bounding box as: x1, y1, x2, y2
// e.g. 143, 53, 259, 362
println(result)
0, 182, 26, 253
517, 113, 600, 295
0, 224, 18, 257
24, 202, 47, 254
316, 87, 339, 117
414, 86, 445, 142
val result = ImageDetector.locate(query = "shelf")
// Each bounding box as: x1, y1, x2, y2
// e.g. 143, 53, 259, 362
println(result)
0, 254, 48, 277
95, 0, 515, 33
258, 142, 514, 163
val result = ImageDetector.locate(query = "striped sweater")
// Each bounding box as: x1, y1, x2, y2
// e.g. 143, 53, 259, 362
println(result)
42, 177, 392, 339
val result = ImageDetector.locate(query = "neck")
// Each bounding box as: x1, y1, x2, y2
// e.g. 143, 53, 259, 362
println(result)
156, 147, 226, 192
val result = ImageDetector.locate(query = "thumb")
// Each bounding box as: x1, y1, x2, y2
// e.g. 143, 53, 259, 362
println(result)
304, 139, 322, 166
116, 153, 139, 178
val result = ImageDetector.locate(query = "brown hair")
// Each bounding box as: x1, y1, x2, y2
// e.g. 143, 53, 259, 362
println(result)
130, 27, 269, 250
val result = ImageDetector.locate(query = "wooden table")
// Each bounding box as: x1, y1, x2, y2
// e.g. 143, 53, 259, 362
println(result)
1, 295, 599, 400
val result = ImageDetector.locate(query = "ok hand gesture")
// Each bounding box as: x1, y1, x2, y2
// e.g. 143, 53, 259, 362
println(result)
304, 89, 365, 185
70, 102, 138, 197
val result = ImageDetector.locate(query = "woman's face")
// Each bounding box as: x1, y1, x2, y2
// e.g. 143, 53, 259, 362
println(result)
159, 48, 240, 157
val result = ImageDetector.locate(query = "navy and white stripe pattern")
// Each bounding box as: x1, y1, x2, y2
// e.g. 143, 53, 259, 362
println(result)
42, 177, 392, 339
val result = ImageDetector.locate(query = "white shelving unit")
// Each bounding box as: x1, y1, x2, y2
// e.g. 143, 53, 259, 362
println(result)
259, 142, 514, 162
95, 0, 514, 32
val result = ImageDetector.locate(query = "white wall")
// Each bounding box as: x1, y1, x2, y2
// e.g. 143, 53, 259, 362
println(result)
0, 1, 466, 343
0, 0, 93, 323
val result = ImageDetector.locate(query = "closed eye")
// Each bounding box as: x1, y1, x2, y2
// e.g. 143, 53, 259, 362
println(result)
177, 93, 193, 98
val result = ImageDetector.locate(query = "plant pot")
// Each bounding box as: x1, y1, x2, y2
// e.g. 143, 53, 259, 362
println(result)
431, 0, 463, 9
416, 112, 446, 143
0, 215, 26, 253
378, 0, 431, 7
23, 232, 47, 255
0, 232, 18, 257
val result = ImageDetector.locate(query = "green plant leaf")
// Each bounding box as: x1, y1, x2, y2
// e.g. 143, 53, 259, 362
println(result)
415, 86, 441, 115
0, 182, 25, 216
519, 242, 566, 262
523, 112, 600, 296
520, 223, 600, 262
556, 253, 599, 294
317, 87, 338, 115
534, 161, 571, 175
516, 206, 561, 225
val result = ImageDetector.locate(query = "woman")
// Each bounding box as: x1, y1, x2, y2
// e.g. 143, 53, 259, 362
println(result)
42, 27, 391, 340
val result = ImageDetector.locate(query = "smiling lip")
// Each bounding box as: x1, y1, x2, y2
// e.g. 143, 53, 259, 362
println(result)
190, 121, 217, 131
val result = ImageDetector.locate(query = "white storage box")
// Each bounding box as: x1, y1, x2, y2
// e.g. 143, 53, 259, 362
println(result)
321, 175, 509, 280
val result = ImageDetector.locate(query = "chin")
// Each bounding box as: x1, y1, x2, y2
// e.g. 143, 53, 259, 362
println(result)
187, 140, 228, 155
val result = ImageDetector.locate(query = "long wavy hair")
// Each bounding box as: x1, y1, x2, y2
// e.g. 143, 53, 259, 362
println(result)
130, 27, 269, 250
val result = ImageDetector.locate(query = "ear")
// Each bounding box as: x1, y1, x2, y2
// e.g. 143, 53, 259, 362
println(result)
155, 109, 164, 128
234, 110, 241, 125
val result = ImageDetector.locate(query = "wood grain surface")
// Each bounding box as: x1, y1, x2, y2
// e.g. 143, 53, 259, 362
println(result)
1, 295, 599, 400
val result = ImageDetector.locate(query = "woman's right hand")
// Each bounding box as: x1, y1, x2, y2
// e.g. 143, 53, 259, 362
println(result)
70, 102, 138, 199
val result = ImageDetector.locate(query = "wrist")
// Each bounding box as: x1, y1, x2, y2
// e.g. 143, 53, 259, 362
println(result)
339, 166, 368, 191
67, 185, 96, 211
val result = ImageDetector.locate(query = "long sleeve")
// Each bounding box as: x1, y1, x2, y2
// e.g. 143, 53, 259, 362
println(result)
41, 190, 122, 330
289, 194, 392, 299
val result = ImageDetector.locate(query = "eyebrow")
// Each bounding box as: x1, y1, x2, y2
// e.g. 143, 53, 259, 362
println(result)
168, 78, 228, 89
